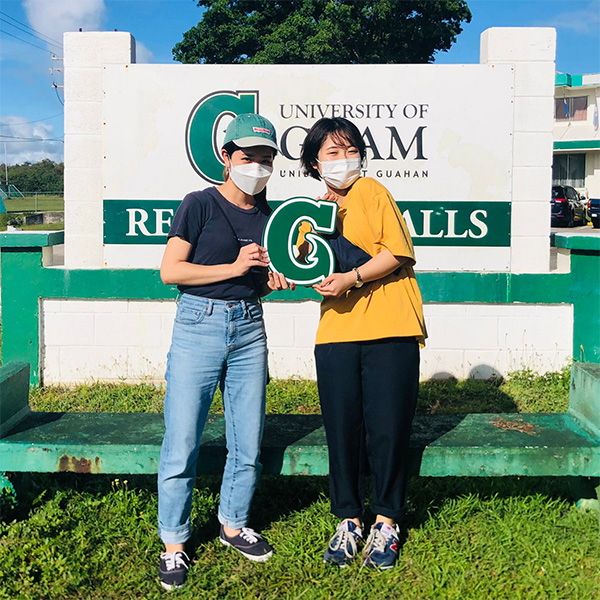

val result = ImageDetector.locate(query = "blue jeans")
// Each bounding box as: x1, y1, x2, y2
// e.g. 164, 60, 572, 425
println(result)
157, 293, 268, 544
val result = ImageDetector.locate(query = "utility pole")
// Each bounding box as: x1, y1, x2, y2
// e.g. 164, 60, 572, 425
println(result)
4, 142, 7, 186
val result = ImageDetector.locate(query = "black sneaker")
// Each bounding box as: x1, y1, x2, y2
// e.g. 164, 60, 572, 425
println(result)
219, 525, 273, 562
158, 550, 190, 590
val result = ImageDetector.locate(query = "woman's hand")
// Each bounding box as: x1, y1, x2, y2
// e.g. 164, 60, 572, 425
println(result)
266, 272, 296, 292
317, 192, 340, 204
313, 272, 356, 298
231, 243, 269, 277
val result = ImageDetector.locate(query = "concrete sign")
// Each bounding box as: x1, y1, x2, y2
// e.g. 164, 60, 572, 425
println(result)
102, 63, 514, 270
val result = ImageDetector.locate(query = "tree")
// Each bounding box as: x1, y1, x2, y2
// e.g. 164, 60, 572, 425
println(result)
173, 0, 471, 65
1, 159, 64, 192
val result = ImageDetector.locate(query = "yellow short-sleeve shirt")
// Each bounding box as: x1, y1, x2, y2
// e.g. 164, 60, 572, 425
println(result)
314, 177, 427, 346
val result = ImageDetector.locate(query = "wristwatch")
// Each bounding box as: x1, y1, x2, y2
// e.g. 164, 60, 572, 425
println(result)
352, 267, 364, 288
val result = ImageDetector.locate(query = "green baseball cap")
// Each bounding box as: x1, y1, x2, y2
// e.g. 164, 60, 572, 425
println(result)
223, 113, 278, 151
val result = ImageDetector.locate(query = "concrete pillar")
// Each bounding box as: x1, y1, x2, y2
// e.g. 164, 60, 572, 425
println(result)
63, 32, 136, 267
481, 27, 556, 273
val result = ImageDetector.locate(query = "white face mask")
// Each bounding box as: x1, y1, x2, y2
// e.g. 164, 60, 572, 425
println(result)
229, 161, 273, 196
318, 157, 362, 190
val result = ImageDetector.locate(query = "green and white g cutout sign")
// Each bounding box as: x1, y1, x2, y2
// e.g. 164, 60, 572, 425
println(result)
263, 197, 338, 286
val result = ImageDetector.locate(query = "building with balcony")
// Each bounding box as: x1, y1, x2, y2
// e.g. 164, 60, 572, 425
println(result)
553, 73, 600, 199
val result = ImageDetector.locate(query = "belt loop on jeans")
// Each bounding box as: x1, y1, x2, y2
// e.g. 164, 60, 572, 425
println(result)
206, 300, 214, 316
175, 291, 183, 304
240, 299, 249, 319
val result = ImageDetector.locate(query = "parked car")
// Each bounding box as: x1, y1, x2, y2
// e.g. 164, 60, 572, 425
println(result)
589, 198, 600, 228
551, 185, 587, 227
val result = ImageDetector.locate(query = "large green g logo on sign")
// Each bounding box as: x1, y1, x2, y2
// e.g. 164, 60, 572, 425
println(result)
263, 197, 338, 286
186, 91, 258, 184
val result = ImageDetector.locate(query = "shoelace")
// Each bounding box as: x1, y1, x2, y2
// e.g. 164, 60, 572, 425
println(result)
330, 524, 361, 559
368, 528, 388, 553
239, 527, 261, 544
161, 551, 189, 572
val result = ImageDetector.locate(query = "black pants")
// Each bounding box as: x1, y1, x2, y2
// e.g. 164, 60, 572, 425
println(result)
315, 337, 419, 520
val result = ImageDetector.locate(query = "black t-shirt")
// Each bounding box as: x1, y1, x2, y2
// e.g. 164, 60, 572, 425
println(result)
168, 187, 270, 300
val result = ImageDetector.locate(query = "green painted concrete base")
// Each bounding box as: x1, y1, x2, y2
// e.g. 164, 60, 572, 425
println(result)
1, 232, 598, 386
1, 411, 599, 478
0, 362, 598, 524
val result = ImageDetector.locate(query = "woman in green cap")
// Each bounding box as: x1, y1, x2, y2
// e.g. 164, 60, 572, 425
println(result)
156, 113, 292, 590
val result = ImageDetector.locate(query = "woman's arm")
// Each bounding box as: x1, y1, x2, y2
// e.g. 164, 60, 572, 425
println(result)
313, 250, 409, 298
160, 236, 269, 285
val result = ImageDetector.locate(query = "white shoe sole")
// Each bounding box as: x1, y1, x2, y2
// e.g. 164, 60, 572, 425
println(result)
220, 537, 273, 562
160, 580, 183, 591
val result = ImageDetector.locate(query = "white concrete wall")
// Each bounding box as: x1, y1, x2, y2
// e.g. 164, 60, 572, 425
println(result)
481, 27, 556, 274
41, 299, 573, 384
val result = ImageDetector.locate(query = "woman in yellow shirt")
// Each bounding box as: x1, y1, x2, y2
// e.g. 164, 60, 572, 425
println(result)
300, 117, 426, 570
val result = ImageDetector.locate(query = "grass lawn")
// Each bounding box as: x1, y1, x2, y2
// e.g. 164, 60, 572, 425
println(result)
1, 369, 598, 600
3, 195, 64, 212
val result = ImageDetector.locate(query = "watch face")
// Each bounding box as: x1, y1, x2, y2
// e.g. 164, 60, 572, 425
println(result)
353, 267, 363, 287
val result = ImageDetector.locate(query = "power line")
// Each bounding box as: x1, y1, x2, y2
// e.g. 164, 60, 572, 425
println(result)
53, 84, 64, 106
0, 17, 62, 51
0, 28, 57, 55
0, 135, 63, 142
0, 113, 63, 127
0, 10, 63, 47
1, 140, 64, 143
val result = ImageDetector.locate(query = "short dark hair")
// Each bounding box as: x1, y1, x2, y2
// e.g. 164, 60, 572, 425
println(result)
300, 117, 366, 181
222, 140, 241, 156
222, 140, 277, 158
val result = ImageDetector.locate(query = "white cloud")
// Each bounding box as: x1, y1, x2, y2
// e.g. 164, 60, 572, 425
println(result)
23, 0, 154, 62
15, 0, 153, 163
537, 5, 600, 34
23, 0, 106, 50
135, 41, 154, 63
0, 117, 63, 165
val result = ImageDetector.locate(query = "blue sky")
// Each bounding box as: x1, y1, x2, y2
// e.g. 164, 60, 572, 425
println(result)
1, 0, 599, 165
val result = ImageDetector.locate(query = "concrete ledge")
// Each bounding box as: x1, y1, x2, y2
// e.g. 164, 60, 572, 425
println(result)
0, 231, 64, 248
552, 233, 600, 251
568, 363, 600, 438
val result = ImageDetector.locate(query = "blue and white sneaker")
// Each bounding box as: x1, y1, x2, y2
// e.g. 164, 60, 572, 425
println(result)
362, 522, 400, 569
323, 519, 363, 567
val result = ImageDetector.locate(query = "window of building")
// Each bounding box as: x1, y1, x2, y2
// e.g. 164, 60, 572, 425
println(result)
552, 153, 585, 187
555, 96, 588, 121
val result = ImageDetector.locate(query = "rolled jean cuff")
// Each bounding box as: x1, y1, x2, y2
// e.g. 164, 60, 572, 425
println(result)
331, 505, 364, 520
218, 509, 249, 530
158, 521, 191, 545
369, 503, 408, 521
